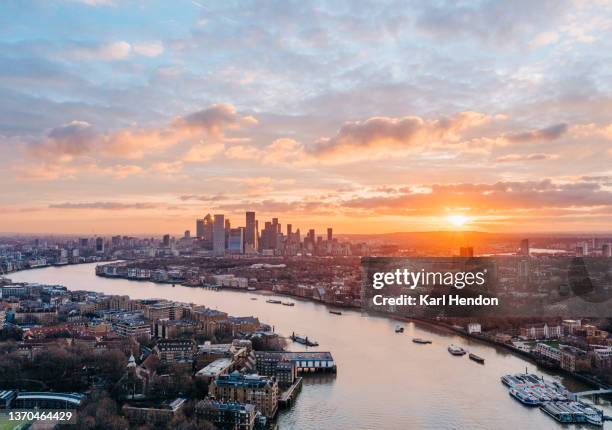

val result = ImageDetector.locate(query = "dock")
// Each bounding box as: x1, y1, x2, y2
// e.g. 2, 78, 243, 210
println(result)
278, 377, 303, 408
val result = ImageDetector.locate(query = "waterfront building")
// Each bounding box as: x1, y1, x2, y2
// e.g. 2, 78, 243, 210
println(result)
593, 347, 612, 369
254, 351, 336, 373
213, 214, 226, 256
560, 345, 590, 372
535, 343, 561, 363
209, 372, 278, 418
467, 322, 481, 334
195, 400, 257, 430
520, 323, 562, 340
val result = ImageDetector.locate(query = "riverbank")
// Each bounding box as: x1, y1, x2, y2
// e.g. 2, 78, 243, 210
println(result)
96, 266, 609, 390
9, 263, 612, 430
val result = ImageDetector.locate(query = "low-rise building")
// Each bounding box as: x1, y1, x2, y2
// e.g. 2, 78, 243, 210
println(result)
560, 345, 590, 372
154, 339, 196, 364
209, 372, 278, 418
195, 400, 256, 430
534, 343, 561, 363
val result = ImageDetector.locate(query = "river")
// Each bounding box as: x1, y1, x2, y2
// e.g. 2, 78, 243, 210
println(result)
8, 263, 612, 429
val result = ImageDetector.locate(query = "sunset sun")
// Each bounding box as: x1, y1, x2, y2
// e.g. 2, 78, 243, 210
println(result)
446, 215, 470, 228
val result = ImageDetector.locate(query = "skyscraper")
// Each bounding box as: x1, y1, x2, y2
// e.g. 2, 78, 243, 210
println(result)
202, 214, 214, 250
196, 219, 205, 238
163, 234, 170, 247
327, 227, 333, 242
228, 228, 244, 254
245, 211, 257, 253
520, 239, 529, 256
95, 237, 104, 253
213, 214, 225, 256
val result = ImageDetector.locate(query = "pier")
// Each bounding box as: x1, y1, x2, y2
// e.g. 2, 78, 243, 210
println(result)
278, 377, 303, 408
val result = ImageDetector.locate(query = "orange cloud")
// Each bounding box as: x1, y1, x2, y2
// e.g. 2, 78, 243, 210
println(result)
305, 111, 490, 162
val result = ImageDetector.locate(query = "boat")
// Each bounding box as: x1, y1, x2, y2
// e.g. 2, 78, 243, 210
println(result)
509, 388, 540, 406
540, 401, 603, 426
468, 353, 485, 364
329, 310, 342, 315
447, 345, 466, 356
290, 332, 319, 347
250, 298, 257, 301
247, 286, 256, 291
412, 338, 432, 344
266, 299, 282, 304
282, 302, 295, 306
395, 325, 404, 333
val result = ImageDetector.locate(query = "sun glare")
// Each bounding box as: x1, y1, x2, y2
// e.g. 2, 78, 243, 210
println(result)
446, 215, 470, 227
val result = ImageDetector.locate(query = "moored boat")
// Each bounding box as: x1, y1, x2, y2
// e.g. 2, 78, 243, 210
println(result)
509, 388, 540, 406
395, 325, 404, 333
329, 310, 342, 315
266, 299, 282, 304
447, 345, 466, 355
469, 353, 485, 364
412, 338, 432, 344
282, 302, 295, 306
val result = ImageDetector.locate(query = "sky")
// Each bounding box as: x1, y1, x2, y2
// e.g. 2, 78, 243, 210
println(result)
1, 0, 612, 235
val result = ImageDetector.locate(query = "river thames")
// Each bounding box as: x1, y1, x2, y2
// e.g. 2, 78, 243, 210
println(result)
9, 263, 612, 429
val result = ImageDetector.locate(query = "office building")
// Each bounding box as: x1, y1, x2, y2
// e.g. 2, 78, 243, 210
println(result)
245, 211, 257, 253
229, 228, 244, 254
95, 237, 104, 253
213, 214, 226, 256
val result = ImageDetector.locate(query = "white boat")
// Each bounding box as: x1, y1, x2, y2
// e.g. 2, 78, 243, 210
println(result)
447, 344, 466, 356
395, 325, 404, 333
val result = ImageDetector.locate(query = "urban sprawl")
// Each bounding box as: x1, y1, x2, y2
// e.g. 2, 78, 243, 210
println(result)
0, 212, 611, 428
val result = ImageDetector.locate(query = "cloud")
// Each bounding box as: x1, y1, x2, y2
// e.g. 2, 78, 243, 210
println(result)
27, 121, 97, 162
339, 179, 612, 216
70, 41, 131, 61
172, 104, 257, 137
133, 41, 164, 57
530, 31, 560, 47
12, 163, 79, 181
225, 138, 303, 163
180, 194, 226, 202
49, 202, 163, 210
300, 111, 489, 163
182, 142, 225, 162
504, 123, 568, 143
27, 104, 256, 163
495, 153, 559, 162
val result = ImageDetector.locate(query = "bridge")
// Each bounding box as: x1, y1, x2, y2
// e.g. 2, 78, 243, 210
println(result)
570, 389, 612, 401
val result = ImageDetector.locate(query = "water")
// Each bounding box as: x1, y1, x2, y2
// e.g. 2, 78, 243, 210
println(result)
9, 264, 611, 429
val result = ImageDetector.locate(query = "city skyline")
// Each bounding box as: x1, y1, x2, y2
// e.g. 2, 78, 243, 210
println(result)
2, 1, 612, 234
